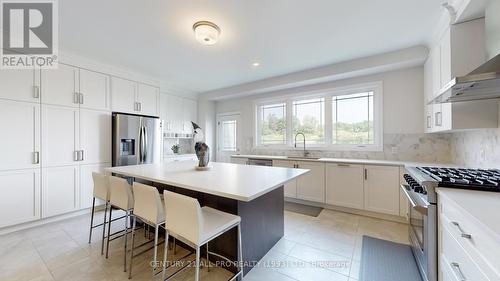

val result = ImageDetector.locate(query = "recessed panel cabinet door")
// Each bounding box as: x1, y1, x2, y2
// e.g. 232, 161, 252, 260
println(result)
364, 165, 400, 215
166, 94, 184, 132
79, 69, 110, 111
42, 105, 79, 167
42, 165, 79, 217
0, 100, 40, 171
0, 69, 39, 103
273, 160, 297, 198
41, 64, 78, 107
111, 77, 136, 114
137, 83, 159, 117
80, 109, 111, 164
80, 163, 109, 209
326, 163, 364, 209
296, 161, 325, 203
0, 169, 40, 227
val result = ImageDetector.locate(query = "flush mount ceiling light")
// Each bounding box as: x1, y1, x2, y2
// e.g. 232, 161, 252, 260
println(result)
252, 62, 260, 67
193, 21, 220, 45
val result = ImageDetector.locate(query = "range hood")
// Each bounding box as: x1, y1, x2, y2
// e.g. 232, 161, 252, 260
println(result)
431, 53, 500, 103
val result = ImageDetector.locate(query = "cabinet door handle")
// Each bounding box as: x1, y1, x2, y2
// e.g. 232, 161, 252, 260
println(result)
33, 86, 40, 98
364, 168, 368, 180
80, 150, 84, 161
79, 93, 84, 104
451, 221, 472, 239
450, 262, 466, 281
74, 92, 80, 104
435, 111, 442, 126
74, 150, 79, 161
426, 115, 431, 129
138, 102, 142, 111
33, 151, 40, 164
338, 163, 350, 167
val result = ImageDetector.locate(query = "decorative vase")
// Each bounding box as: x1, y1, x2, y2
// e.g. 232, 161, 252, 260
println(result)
195, 142, 210, 167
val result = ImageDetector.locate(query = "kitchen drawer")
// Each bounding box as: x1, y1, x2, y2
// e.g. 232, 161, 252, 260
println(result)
440, 197, 500, 278
440, 225, 489, 281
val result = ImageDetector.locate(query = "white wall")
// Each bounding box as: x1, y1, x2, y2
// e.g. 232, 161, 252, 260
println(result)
485, 0, 500, 59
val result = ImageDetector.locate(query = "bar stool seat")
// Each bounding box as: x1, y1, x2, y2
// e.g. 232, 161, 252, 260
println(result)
199, 207, 241, 244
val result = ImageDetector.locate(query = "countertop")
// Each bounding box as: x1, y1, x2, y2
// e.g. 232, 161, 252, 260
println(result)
106, 161, 308, 202
163, 153, 196, 158
437, 188, 500, 240
231, 154, 441, 167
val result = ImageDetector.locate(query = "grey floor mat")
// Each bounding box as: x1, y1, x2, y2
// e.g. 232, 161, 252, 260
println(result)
360, 236, 423, 281
284, 201, 323, 217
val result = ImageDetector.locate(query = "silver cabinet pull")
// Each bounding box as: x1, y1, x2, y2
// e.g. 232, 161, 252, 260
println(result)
451, 221, 472, 239
435, 111, 442, 126
79, 93, 84, 104
426, 115, 431, 129
77, 150, 84, 161
451, 262, 466, 281
338, 163, 350, 167
33, 151, 40, 164
74, 150, 79, 161
138, 102, 142, 111
33, 86, 40, 98
364, 168, 368, 180
74, 92, 80, 104
134, 102, 139, 111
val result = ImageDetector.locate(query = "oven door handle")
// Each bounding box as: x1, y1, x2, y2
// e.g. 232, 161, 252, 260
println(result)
401, 184, 428, 215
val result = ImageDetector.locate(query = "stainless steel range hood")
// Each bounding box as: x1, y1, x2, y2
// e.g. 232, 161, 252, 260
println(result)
430, 53, 500, 103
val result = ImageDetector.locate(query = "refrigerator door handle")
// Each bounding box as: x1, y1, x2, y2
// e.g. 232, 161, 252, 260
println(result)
143, 126, 148, 162
139, 126, 144, 164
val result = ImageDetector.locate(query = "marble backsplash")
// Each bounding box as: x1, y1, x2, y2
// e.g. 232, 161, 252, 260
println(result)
450, 129, 500, 168
248, 133, 452, 164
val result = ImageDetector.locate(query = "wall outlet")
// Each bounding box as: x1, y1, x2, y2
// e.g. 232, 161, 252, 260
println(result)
391, 146, 399, 155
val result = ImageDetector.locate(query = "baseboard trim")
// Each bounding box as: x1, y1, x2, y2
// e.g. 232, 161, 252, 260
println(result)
285, 198, 408, 224
0, 205, 105, 236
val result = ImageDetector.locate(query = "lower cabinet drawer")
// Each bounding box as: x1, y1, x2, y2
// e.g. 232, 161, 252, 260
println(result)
441, 224, 489, 281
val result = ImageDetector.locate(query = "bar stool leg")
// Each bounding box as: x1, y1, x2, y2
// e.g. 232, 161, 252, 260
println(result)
237, 223, 243, 278
106, 206, 113, 258
101, 201, 108, 255
173, 237, 177, 254
195, 246, 200, 281
128, 216, 137, 279
206, 242, 210, 272
124, 210, 129, 272
88, 197, 96, 244
152, 224, 159, 275
162, 232, 169, 279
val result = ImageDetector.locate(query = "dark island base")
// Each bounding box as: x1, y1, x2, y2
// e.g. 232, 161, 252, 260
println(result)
151, 182, 285, 276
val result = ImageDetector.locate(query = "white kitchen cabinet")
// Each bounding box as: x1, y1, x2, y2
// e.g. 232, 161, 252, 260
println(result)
42, 165, 79, 218
41, 105, 79, 167
79, 69, 110, 111
326, 163, 364, 209
182, 98, 197, 133
230, 157, 248, 165
111, 76, 136, 113
364, 165, 400, 215
0, 169, 41, 228
0, 69, 40, 103
0, 100, 40, 171
79, 109, 111, 165
424, 18, 498, 133
41, 64, 79, 108
399, 167, 409, 218
165, 94, 184, 132
137, 83, 159, 117
296, 161, 325, 203
80, 163, 109, 209
273, 160, 298, 198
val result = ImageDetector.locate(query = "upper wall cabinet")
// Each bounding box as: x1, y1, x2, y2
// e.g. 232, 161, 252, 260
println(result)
111, 77, 159, 117
160, 93, 197, 133
0, 68, 40, 103
424, 18, 498, 133
41, 64, 110, 111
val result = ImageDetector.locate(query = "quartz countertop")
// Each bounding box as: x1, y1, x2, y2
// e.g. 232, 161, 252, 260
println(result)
437, 188, 500, 240
106, 161, 308, 202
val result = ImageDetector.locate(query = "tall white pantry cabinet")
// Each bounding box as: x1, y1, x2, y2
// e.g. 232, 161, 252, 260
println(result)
0, 63, 113, 228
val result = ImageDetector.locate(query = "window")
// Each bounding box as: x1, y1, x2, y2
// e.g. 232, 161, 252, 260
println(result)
220, 120, 237, 151
293, 98, 325, 144
332, 92, 374, 145
254, 82, 382, 150
259, 102, 286, 145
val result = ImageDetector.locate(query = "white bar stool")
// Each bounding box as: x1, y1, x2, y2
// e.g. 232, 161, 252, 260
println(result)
162, 191, 243, 281
128, 182, 166, 279
107, 176, 134, 272
88, 172, 110, 255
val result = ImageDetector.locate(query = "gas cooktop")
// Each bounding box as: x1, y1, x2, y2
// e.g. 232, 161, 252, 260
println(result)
419, 167, 500, 192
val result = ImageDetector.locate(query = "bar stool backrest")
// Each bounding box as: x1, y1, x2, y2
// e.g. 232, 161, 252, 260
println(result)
92, 172, 109, 201
163, 190, 202, 245
109, 176, 134, 210
132, 182, 165, 225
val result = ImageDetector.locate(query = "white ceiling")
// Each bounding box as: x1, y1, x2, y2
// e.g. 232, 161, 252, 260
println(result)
59, 0, 443, 95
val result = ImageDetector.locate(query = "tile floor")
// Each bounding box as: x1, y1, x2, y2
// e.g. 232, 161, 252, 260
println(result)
0, 209, 408, 281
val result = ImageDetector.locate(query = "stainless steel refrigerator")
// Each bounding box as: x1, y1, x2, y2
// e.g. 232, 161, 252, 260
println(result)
112, 113, 161, 167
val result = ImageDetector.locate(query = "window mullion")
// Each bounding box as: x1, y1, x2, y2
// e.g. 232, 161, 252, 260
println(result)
325, 96, 333, 146
286, 100, 293, 147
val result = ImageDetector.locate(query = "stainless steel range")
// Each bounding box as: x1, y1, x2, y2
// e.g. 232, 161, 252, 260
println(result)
402, 166, 500, 281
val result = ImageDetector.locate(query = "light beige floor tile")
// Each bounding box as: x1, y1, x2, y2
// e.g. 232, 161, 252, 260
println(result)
50, 255, 113, 281
277, 256, 348, 281
288, 243, 351, 276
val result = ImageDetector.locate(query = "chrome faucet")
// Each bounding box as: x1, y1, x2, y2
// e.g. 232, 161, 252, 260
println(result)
294, 133, 309, 157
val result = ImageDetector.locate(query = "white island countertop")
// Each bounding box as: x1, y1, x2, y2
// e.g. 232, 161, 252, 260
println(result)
106, 161, 308, 202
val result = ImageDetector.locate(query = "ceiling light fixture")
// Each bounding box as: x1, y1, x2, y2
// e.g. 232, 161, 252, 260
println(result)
193, 21, 220, 45
252, 62, 260, 67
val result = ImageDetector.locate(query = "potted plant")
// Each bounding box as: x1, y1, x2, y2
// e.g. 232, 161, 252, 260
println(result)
171, 144, 180, 154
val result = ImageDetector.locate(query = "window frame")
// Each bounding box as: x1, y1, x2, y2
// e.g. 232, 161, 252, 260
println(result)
253, 81, 383, 151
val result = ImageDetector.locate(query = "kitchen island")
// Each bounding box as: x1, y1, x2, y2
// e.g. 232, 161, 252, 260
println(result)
106, 161, 308, 275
